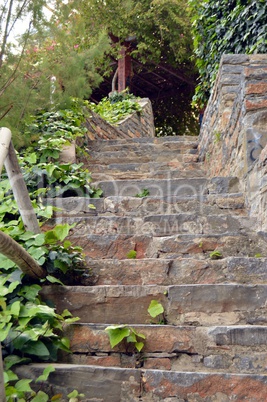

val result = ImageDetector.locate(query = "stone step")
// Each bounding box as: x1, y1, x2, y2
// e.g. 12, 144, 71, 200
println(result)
69, 232, 267, 260
93, 178, 208, 198
46, 193, 246, 219
88, 149, 199, 165
87, 134, 198, 148
87, 138, 198, 153
15, 364, 267, 401
62, 323, 267, 374
41, 284, 267, 326
55, 213, 250, 237
86, 160, 206, 179
92, 177, 241, 198
75, 257, 267, 287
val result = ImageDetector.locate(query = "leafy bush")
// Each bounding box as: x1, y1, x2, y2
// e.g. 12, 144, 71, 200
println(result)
0, 99, 102, 397
189, 0, 267, 106
89, 92, 142, 125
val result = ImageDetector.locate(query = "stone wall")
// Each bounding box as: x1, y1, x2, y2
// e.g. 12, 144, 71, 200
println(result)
85, 98, 155, 141
198, 54, 267, 231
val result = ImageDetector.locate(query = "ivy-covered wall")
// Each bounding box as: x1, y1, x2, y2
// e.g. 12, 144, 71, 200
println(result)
198, 54, 267, 231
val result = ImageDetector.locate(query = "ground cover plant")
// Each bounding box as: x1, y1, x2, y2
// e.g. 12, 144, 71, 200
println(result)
0, 99, 100, 400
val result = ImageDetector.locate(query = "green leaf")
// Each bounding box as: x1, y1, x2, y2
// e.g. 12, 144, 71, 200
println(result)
22, 340, 50, 357
105, 325, 131, 348
46, 275, 64, 285
31, 391, 49, 402
36, 365, 55, 382
15, 378, 33, 393
148, 300, 164, 318
135, 342, 144, 352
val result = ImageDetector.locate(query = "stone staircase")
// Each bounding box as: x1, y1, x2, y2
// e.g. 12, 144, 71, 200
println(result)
20, 135, 267, 401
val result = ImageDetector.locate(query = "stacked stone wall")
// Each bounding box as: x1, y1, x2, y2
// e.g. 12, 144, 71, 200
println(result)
198, 54, 267, 231
85, 98, 155, 141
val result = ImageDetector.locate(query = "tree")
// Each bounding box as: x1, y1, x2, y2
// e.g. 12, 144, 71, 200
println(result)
189, 0, 267, 106
0, 0, 111, 143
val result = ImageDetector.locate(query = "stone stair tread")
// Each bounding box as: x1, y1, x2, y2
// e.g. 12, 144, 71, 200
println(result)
46, 193, 246, 218
62, 323, 267, 373
15, 364, 267, 401
86, 141, 198, 153
87, 134, 198, 146
78, 256, 267, 286
69, 232, 267, 260
56, 213, 252, 237
41, 283, 267, 326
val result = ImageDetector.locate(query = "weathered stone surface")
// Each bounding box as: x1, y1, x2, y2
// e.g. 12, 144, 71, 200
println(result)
41, 285, 167, 324
53, 213, 248, 237
94, 178, 208, 198
142, 371, 267, 401
15, 364, 142, 402
167, 284, 267, 326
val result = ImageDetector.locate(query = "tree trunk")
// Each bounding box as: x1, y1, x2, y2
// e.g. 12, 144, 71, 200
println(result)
0, 230, 46, 279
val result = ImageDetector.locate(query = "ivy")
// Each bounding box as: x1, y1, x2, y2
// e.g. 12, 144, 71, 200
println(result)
89, 92, 142, 126
189, 0, 267, 106
0, 99, 102, 398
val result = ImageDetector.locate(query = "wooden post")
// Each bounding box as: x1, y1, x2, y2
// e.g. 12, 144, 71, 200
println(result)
4, 141, 41, 234
118, 46, 132, 92
0, 127, 11, 175
0, 344, 6, 402
0, 230, 46, 278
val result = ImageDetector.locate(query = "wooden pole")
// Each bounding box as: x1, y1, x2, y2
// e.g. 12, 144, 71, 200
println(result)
0, 230, 46, 278
4, 141, 41, 234
0, 127, 11, 175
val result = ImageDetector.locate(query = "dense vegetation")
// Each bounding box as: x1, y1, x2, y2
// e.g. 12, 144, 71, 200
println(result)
0, 101, 100, 400
189, 0, 267, 106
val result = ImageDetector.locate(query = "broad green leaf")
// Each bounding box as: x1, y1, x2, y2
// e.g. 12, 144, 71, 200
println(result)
4, 369, 18, 383
15, 379, 33, 393
0, 322, 12, 341
135, 342, 144, 352
46, 275, 64, 285
4, 355, 31, 370
36, 365, 55, 382
10, 300, 20, 317
22, 340, 50, 357
31, 391, 49, 402
105, 325, 131, 348
147, 300, 164, 318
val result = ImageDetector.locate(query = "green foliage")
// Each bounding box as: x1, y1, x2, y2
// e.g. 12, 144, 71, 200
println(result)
189, 0, 267, 106
147, 300, 164, 318
105, 325, 146, 352
209, 250, 223, 260
135, 189, 150, 198
90, 93, 142, 126
126, 250, 137, 259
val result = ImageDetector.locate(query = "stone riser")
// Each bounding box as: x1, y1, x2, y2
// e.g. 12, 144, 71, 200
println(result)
87, 135, 198, 147
80, 257, 267, 286
15, 364, 267, 401
41, 284, 267, 326
94, 178, 208, 198
93, 177, 240, 198
54, 213, 249, 237
69, 233, 267, 260
88, 151, 199, 165
46, 194, 246, 218
62, 324, 267, 374
87, 140, 198, 153
91, 168, 206, 181
86, 160, 206, 177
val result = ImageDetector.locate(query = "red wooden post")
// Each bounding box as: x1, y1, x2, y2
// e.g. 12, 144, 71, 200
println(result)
118, 46, 132, 92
